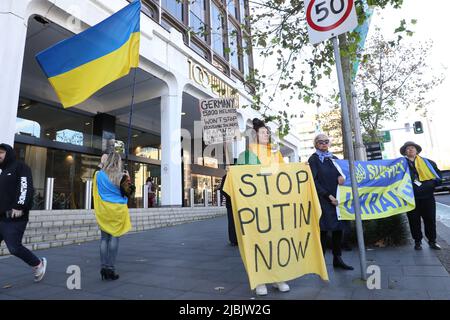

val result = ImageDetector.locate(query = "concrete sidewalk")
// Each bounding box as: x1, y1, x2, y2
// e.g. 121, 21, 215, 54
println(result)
1, 216, 450, 300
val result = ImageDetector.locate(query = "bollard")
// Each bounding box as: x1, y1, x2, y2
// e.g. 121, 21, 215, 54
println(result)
204, 189, 209, 207
45, 177, 54, 211
84, 179, 92, 209
190, 188, 194, 208
143, 184, 149, 209
216, 190, 221, 207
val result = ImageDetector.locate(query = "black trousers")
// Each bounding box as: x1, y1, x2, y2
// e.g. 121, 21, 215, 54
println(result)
320, 230, 342, 257
407, 195, 437, 243
226, 204, 237, 245
0, 220, 41, 267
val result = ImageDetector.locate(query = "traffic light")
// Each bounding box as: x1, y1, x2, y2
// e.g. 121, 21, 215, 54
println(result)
413, 121, 424, 134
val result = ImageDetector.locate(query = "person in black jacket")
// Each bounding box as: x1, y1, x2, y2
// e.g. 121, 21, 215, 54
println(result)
308, 134, 353, 270
400, 141, 442, 250
219, 171, 238, 246
0, 143, 47, 282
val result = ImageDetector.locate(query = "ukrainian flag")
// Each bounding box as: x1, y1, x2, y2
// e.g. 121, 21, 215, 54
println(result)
93, 171, 132, 237
36, 0, 141, 108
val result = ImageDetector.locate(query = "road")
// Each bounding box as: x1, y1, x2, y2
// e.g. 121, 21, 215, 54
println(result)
436, 193, 450, 206
436, 193, 450, 228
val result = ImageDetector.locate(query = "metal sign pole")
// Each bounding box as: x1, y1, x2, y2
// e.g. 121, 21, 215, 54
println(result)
332, 36, 367, 280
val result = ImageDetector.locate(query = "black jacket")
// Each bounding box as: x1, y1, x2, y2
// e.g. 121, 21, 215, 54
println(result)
0, 144, 34, 221
407, 157, 442, 199
308, 153, 347, 231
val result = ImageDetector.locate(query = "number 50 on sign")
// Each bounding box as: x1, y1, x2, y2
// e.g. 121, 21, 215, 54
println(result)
305, 0, 358, 44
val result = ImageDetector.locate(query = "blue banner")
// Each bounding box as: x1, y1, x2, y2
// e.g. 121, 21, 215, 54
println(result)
333, 158, 416, 220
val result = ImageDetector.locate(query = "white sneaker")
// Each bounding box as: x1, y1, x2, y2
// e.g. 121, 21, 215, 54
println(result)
255, 284, 268, 296
273, 282, 290, 292
34, 258, 47, 282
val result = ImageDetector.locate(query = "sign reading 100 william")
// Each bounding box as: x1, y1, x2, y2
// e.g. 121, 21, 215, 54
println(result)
199, 98, 239, 145
305, 0, 358, 44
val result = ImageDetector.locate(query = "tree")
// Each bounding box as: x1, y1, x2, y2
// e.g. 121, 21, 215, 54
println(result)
243, 0, 408, 136
355, 28, 445, 141
317, 107, 344, 157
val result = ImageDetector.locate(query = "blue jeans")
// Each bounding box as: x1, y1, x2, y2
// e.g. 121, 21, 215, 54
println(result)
100, 231, 119, 270
0, 220, 41, 267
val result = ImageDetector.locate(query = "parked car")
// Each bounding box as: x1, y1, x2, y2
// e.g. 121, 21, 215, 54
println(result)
435, 170, 450, 194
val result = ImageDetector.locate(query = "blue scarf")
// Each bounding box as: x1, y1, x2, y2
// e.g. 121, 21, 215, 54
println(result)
315, 150, 334, 163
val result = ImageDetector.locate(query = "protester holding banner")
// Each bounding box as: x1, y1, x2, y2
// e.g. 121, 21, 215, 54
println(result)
219, 169, 238, 247
308, 134, 353, 270
400, 141, 442, 250
237, 119, 284, 166
236, 118, 291, 296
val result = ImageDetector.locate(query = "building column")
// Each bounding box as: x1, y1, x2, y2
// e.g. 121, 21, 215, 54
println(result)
160, 89, 183, 207
0, 8, 28, 145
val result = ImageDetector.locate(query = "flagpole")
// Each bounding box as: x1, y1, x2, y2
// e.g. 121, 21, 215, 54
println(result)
125, 67, 138, 171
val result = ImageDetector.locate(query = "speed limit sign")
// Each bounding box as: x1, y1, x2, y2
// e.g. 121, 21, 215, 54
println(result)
305, 0, 358, 44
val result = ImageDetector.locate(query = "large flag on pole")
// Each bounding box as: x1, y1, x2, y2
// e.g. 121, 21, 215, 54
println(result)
36, 0, 141, 108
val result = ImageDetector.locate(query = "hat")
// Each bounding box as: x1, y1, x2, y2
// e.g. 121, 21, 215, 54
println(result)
400, 141, 422, 156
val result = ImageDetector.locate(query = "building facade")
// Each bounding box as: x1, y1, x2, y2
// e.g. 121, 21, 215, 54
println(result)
0, 0, 300, 210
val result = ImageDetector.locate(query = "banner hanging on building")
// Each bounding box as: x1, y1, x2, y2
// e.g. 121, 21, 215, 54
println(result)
199, 98, 239, 145
334, 158, 415, 220
222, 163, 328, 290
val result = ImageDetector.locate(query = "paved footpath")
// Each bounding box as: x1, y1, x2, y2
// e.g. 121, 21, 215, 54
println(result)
1, 215, 450, 300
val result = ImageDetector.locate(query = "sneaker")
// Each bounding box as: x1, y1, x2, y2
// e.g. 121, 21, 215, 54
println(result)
255, 284, 267, 296
34, 258, 47, 282
414, 241, 422, 250
273, 282, 290, 292
429, 242, 441, 250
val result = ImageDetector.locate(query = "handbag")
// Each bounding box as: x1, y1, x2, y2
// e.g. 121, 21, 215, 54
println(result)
120, 174, 136, 198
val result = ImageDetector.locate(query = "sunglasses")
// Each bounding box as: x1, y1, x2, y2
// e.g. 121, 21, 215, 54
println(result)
317, 140, 330, 145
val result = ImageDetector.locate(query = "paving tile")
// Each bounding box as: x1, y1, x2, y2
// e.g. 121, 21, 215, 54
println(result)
96, 283, 185, 299
402, 266, 449, 277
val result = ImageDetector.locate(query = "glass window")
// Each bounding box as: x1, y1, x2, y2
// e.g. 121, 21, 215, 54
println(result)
227, 0, 238, 19
16, 99, 94, 148
239, 0, 246, 24
191, 174, 212, 205
15, 144, 101, 210
16, 118, 41, 138
190, 41, 209, 59
228, 21, 240, 70
243, 38, 251, 77
189, 0, 207, 41
135, 146, 161, 160
115, 125, 161, 159
161, 0, 183, 21
211, 3, 225, 57
56, 129, 84, 146
142, 0, 158, 20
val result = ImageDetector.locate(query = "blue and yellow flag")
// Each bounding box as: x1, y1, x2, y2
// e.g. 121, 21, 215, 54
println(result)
36, 0, 141, 108
93, 171, 131, 237
415, 155, 441, 182
334, 158, 416, 221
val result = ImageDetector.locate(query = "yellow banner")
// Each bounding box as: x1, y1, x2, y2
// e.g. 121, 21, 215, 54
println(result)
223, 163, 329, 289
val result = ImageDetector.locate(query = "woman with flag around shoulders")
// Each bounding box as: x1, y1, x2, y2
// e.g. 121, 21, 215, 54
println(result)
400, 141, 442, 250
93, 152, 132, 280
236, 118, 291, 296
308, 133, 353, 271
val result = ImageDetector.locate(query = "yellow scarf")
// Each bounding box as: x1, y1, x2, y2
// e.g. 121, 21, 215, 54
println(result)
249, 143, 284, 165
414, 155, 440, 182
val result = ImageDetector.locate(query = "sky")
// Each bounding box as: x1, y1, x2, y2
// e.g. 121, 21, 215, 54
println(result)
370, 0, 450, 168
254, 0, 450, 168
